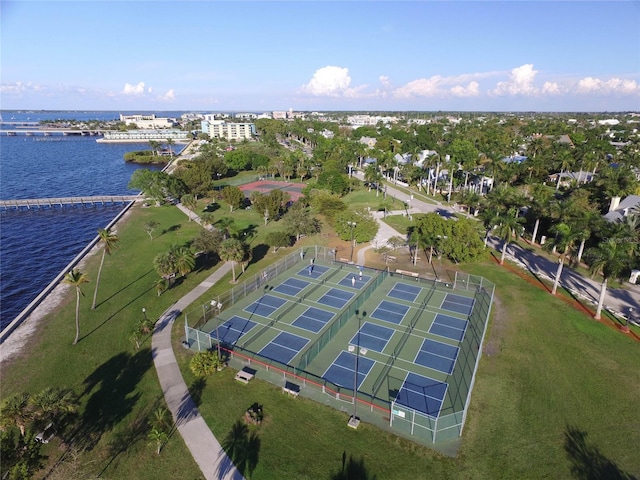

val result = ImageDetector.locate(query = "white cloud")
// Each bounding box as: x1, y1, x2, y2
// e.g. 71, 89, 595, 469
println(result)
542, 82, 561, 95
301, 66, 353, 97
379, 75, 392, 89
122, 82, 145, 95
491, 64, 539, 96
451, 81, 480, 97
576, 77, 639, 95
159, 89, 176, 102
394, 76, 444, 98
0, 81, 31, 94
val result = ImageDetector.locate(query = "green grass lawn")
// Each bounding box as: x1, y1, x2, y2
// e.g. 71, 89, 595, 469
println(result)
176, 259, 640, 479
3, 201, 639, 479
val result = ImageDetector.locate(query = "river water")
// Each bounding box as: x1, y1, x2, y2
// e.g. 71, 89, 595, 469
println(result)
0, 111, 178, 329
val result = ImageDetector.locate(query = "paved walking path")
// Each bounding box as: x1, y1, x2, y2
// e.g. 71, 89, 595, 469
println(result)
151, 259, 244, 480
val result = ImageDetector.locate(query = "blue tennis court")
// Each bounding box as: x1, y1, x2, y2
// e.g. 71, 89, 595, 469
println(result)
274, 277, 310, 297
297, 264, 329, 279
244, 294, 287, 318
337, 273, 370, 290
441, 293, 474, 315
350, 322, 395, 353
429, 314, 468, 341
322, 350, 376, 390
210, 316, 257, 345
258, 332, 309, 365
370, 300, 410, 325
394, 373, 448, 418
292, 307, 334, 333
414, 338, 459, 374
388, 282, 422, 302
317, 288, 354, 308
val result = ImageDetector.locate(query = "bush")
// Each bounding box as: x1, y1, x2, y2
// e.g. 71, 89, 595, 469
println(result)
189, 351, 220, 377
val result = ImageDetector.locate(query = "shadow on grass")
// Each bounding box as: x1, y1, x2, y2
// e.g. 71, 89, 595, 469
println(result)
218, 420, 260, 479
81, 283, 158, 341
250, 243, 269, 266
94, 268, 156, 309
71, 348, 153, 452
330, 451, 378, 480
160, 224, 182, 237
188, 377, 207, 407
564, 425, 637, 480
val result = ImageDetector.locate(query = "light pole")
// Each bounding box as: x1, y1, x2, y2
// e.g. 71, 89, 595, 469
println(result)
142, 308, 147, 321
348, 309, 366, 429
212, 300, 222, 361
347, 221, 357, 262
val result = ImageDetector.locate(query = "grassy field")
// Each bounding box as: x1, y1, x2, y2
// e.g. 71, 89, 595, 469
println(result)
174, 257, 640, 479
2, 196, 639, 479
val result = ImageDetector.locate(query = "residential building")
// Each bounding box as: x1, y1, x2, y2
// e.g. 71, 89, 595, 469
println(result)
201, 119, 256, 140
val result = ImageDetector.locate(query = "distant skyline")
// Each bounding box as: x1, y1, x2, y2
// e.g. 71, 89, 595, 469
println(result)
1, 1, 639, 112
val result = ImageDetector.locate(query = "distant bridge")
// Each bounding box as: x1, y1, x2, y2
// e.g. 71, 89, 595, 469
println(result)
0, 129, 107, 136
0, 195, 143, 211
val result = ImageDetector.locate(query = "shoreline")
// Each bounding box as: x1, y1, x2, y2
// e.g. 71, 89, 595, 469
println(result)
0, 207, 135, 364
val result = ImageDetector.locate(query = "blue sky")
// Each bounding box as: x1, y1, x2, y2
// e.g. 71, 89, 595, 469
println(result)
2, 1, 639, 112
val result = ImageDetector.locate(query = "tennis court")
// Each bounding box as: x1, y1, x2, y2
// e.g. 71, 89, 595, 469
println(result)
292, 307, 335, 333
322, 350, 376, 389
188, 248, 494, 447
429, 314, 468, 341
244, 294, 287, 318
441, 293, 474, 315
211, 316, 257, 345
337, 272, 370, 290
414, 338, 459, 374
394, 373, 448, 417
274, 277, 310, 297
317, 288, 354, 309
350, 322, 395, 353
370, 300, 410, 325
258, 331, 309, 365
388, 282, 422, 302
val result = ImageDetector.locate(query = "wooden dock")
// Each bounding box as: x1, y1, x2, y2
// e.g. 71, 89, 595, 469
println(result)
0, 195, 142, 210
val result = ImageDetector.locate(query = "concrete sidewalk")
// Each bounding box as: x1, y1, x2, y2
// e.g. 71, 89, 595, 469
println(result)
151, 261, 245, 480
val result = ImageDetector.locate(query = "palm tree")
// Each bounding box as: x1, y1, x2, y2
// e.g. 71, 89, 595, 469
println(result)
0, 393, 32, 436
30, 387, 78, 426
586, 239, 630, 320
181, 194, 197, 221
165, 138, 175, 159
546, 222, 579, 295
148, 427, 169, 455
219, 238, 244, 282
63, 269, 89, 345
495, 208, 526, 265
173, 246, 195, 277
91, 228, 119, 309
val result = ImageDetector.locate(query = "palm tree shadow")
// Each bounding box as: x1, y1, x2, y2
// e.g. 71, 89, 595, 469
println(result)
330, 451, 378, 480
95, 268, 156, 308
564, 425, 636, 480
218, 420, 260, 479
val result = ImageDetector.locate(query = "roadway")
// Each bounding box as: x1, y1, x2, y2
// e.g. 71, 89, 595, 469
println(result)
354, 171, 640, 319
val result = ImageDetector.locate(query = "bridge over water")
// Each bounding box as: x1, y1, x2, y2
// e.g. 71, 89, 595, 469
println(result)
0, 195, 143, 211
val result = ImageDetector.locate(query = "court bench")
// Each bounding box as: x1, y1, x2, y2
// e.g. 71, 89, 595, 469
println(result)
235, 367, 256, 384
395, 269, 420, 278
282, 380, 300, 397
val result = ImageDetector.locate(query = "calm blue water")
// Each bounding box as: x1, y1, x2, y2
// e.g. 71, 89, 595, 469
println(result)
0, 111, 181, 329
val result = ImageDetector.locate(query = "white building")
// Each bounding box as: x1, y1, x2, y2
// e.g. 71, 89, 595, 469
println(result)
201, 120, 256, 140
119, 114, 176, 129
100, 129, 190, 142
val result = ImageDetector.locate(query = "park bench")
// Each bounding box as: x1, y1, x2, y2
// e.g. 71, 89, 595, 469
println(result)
395, 269, 420, 278
235, 367, 256, 384
282, 380, 300, 397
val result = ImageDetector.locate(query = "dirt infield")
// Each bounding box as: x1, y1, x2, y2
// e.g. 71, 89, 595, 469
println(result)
239, 180, 306, 202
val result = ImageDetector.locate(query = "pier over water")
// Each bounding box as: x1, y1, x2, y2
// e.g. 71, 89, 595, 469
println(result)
0, 195, 142, 211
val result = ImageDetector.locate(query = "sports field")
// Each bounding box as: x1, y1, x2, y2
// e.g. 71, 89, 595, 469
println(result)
187, 247, 493, 445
